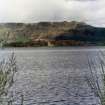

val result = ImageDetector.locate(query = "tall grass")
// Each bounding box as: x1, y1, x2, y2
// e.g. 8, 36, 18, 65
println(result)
0, 53, 17, 104
86, 52, 105, 105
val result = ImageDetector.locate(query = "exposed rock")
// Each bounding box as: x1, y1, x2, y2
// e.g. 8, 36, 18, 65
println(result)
0, 21, 105, 46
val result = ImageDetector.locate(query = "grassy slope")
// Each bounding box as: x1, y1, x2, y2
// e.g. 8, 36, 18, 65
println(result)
0, 21, 105, 47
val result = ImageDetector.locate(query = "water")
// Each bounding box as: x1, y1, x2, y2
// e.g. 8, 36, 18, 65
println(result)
1, 47, 105, 105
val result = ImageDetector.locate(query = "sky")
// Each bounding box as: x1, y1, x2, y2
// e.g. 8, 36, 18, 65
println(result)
0, 0, 105, 27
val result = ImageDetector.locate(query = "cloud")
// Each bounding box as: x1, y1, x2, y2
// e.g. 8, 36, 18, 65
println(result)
0, 0, 105, 27
66, 0, 97, 1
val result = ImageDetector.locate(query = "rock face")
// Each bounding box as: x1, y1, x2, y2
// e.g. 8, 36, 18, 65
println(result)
0, 21, 105, 46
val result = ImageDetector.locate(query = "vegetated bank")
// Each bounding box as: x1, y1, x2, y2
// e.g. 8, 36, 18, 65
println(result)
0, 21, 105, 47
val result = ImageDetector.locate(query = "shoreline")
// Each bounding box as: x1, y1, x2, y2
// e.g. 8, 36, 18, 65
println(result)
1, 46, 105, 51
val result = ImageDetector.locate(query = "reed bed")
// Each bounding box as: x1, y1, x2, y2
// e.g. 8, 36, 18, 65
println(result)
86, 51, 105, 105
0, 53, 17, 105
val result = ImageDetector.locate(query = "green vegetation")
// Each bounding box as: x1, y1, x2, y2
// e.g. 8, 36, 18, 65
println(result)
0, 21, 105, 47
0, 53, 25, 105
0, 53, 17, 104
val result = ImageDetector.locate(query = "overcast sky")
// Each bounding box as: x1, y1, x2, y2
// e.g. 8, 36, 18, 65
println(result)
0, 0, 105, 27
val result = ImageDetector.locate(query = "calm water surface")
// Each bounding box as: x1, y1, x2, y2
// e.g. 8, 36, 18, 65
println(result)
1, 47, 105, 105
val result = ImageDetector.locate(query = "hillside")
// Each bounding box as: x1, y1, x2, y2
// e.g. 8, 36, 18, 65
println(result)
0, 21, 105, 47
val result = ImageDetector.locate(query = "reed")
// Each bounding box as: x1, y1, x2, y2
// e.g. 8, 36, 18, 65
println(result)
86, 52, 105, 105
0, 53, 17, 105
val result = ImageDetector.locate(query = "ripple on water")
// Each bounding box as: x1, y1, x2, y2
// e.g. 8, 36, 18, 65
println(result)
0, 47, 102, 105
